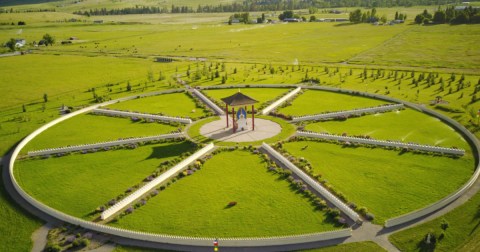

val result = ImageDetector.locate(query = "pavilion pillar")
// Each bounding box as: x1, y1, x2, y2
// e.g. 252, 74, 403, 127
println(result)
225, 104, 229, 128
232, 107, 236, 133
252, 105, 255, 131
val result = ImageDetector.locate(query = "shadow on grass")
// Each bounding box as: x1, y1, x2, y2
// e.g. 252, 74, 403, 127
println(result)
146, 142, 193, 160
334, 22, 357, 27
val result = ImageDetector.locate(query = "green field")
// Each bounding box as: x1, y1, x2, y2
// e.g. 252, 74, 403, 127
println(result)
278, 90, 387, 116
15, 141, 195, 219
0, 165, 43, 252
23, 113, 177, 152
390, 188, 480, 251
283, 140, 474, 224
203, 87, 291, 107
304, 108, 469, 150
106, 92, 206, 119
110, 150, 339, 237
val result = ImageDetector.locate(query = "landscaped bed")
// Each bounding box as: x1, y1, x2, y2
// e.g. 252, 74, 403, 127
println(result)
278, 90, 387, 116
106, 92, 208, 119
23, 113, 178, 152
14, 141, 196, 220
304, 108, 469, 150
109, 150, 340, 237
282, 140, 474, 224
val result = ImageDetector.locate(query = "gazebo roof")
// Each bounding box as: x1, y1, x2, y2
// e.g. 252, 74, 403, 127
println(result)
221, 92, 258, 106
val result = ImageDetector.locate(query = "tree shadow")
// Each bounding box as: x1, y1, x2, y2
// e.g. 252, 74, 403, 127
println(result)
334, 22, 357, 27
145, 142, 192, 160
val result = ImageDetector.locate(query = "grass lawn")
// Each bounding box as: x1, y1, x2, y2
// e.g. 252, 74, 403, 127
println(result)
203, 87, 292, 108
106, 92, 206, 119
300, 241, 387, 252
23, 113, 177, 152
186, 115, 296, 146
14, 141, 195, 219
0, 165, 43, 252
304, 108, 470, 150
110, 150, 339, 237
282, 140, 474, 224
278, 90, 387, 116
390, 188, 480, 252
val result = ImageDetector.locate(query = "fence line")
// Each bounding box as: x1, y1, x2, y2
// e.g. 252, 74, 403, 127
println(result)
92, 108, 192, 124
261, 143, 362, 223
297, 131, 465, 156
27, 133, 184, 157
101, 143, 215, 220
262, 87, 302, 115
191, 89, 224, 115
291, 104, 404, 122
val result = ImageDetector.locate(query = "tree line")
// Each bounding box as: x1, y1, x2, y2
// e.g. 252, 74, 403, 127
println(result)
73, 0, 460, 16
415, 6, 480, 24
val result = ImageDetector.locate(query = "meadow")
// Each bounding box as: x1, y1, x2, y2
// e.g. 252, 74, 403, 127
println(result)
278, 89, 387, 116
110, 150, 339, 237
106, 92, 207, 119
283, 140, 474, 224
304, 108, 470, 150
22, 113, 177, 152
15, 141, 196, 219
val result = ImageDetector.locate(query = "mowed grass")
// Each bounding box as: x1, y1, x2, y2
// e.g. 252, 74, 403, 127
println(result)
305, 109, 469, 150
390, 188, 480, 252
278, 90, 387, 116
14, 141, 195, 219
110, 150, 339, 237
349, 24, 480, 70
283, 141, 474, 224
0, 165, 43, 252
23, 113, 177, 152
203, 87, 291, 108
106, 92, 206, 119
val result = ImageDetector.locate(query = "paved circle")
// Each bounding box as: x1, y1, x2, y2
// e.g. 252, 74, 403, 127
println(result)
199, 116, 282, 142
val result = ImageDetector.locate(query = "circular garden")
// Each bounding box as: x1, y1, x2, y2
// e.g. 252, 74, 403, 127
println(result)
12, 85, 475, 239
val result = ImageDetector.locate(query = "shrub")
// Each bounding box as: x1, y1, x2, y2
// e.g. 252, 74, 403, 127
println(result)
328, 208, 341, 217
45, 243, 62, 252
358, 206, 368, 215
365, 212, 375, 221
440, 218, 449, 231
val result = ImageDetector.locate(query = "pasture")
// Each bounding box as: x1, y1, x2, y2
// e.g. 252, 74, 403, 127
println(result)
109, 150, 339, 237
15, 141, 196, 219
283, 140, 474, 224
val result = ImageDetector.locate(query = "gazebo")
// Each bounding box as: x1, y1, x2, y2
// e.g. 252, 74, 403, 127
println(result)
221, 92, 258, 133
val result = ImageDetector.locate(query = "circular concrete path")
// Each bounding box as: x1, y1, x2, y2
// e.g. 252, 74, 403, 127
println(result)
199, 116, 281, 142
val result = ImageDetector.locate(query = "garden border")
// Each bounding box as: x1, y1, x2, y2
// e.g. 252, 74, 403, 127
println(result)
92, 108, 192, 124
262, 87, 302, 115
291, 104, 404, 122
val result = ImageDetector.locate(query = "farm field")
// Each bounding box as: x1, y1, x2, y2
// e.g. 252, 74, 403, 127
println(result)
110, 150, 339, 237
106, 92, 207, 119
282, 140, 474, 224
22, 113, 178, 152
278, 89, 387, 116
304, 108, 469, 149
14, 141, 196, 219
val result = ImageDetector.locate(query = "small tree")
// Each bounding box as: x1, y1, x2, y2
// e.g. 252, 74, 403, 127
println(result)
22, 104, 26, 113
43, 93, 48, 102
126, 82, 131, 91
5, 38, 16, 51
42, 33, 55, 46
